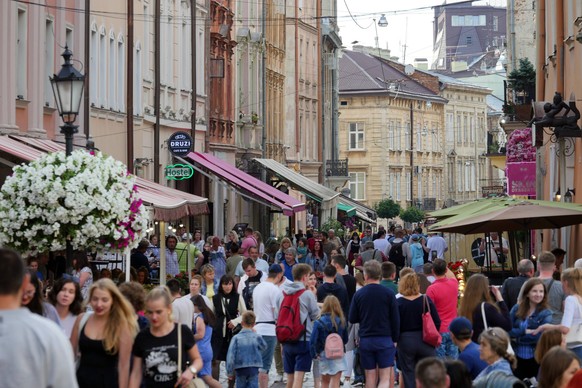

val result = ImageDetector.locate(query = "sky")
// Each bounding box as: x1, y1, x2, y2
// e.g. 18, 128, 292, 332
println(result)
336, 0, 506, 66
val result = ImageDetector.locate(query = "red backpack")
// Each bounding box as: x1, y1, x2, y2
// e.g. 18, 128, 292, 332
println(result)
276, 289, 306, 343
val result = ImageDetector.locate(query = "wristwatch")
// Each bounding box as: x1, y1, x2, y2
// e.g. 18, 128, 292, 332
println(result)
189, 366, 198, 375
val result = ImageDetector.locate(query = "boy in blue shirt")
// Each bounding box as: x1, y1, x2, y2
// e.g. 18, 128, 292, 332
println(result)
449, 317, 488, 379
226, 311, 267, 387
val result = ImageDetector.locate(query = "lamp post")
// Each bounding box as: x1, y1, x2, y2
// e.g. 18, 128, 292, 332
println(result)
50, 47, 85, 267
50, 46, 85, 156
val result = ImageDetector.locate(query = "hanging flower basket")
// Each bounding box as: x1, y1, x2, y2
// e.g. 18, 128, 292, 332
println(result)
0, 150, 148, 255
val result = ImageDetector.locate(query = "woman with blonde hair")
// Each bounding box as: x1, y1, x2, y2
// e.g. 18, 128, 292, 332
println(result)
310, 295, 349, 388
225, 230, 239, 256
397, 273, 441, 388
253, 231, 265, 257
71, 278, 138, 388
275, 237, 292, 264
508, 277, 553, 379
474, 327, 517, 382
200, 264, 218, 298
458, 274, 511, 342
129, 286, 203, 388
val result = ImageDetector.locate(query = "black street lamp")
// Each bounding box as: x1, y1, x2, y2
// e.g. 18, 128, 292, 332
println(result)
50, 47, 85, 267
50, 46, 85, 156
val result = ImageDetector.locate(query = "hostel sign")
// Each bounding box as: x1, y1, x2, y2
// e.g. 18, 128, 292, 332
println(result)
165, 164, 194, 180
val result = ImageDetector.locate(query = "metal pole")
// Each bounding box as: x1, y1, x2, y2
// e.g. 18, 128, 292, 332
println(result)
153, 0, 161, 183
126, 0, 134, 172
62, 123, 76, 269
410, 102, 414, 207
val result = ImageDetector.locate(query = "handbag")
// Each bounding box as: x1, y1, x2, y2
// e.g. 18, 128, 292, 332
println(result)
481, 302, 515, 355
565, 298, 582, 346
177, 323, 205, 388
422, 295, 442, 347
222, 297, 242, 337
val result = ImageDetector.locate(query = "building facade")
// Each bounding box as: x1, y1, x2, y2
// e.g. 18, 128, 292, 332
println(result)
338, 51, 446, 213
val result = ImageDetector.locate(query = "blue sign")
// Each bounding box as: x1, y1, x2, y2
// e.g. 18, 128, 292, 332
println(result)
168, 131, 193, 157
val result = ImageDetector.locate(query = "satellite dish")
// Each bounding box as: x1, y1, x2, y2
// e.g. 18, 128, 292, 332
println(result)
404, 64, 415, 75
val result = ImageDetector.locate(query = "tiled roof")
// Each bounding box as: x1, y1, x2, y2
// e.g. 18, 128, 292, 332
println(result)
339, 51, 440, 98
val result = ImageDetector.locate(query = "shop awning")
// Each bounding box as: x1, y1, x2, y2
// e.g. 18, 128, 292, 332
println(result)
185, 152, 306, 216
338, 202, 356, 217
253, 158, 341, 205
0, 135, 208, 221
339, 194, 377, 224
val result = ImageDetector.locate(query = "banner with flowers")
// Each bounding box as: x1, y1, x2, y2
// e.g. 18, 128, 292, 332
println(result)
0, 150, 148, 255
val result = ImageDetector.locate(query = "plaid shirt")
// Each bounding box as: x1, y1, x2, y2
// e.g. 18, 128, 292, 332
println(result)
166, 248, 179, 276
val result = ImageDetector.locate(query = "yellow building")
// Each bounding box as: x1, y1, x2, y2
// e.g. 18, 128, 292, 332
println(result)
338, 51, 446, 213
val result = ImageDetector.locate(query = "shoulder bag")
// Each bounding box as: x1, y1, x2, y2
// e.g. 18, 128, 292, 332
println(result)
565, 297, 582, 346
481, 302, 515, 355
422, 295, 442, 347
177, 323, 205, 388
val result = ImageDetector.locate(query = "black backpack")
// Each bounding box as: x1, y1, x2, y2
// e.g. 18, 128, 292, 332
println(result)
389, 242, 406, 268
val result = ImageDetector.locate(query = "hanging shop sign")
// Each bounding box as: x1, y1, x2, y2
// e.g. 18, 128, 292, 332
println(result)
165, 164, 194, 180
168, 131, 193, 157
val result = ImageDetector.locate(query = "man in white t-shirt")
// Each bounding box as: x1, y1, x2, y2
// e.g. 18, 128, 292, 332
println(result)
373, 229, 391, 258
427, 232, 448, 260
235, 245, 269, 277
0, 248, 78, 388
167, 278, 194, 328
253, 264, 284, 388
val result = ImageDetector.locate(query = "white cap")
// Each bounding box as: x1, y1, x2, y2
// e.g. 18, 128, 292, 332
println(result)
574, 259, 582, 269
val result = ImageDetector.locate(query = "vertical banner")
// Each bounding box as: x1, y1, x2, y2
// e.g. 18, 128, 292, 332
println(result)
506, 162, 536, 196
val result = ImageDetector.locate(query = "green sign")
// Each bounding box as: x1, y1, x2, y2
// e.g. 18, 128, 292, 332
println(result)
165, 164, 194, 180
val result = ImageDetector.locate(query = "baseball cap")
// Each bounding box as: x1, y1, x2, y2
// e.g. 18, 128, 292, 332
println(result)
269, 264, 283, 274
449, 317, 472, 337
410, 234, 420, 241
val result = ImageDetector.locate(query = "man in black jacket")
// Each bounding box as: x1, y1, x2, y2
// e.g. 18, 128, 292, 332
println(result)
316, 265, 349, 318
501, 259, 534, 309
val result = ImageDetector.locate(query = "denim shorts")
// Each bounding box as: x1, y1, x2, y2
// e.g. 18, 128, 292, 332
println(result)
282, 341, 312, 373
260, 335, 277, 373
359, 336, 396, 369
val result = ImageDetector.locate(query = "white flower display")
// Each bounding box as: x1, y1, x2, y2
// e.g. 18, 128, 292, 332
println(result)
0, 150, 149, 255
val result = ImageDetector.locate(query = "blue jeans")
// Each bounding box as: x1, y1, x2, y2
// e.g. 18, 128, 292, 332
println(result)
235, 373, 259, 388
435, 332, 459, 360
571, 346, 582, 361
260, 335, 277, 373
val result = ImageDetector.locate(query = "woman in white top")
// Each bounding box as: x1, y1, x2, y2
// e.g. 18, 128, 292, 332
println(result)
48, 278, 84, 338
535, 267, 582, 359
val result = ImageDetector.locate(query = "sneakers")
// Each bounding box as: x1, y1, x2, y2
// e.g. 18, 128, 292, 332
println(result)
276, 373, 286, 383
351, 380, 364, 387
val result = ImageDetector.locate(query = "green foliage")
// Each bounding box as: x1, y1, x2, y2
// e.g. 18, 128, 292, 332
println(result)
320, 218, 344, 235
400, 206, 425, 224
508, 58, 535, 95
374, 198, 402, 219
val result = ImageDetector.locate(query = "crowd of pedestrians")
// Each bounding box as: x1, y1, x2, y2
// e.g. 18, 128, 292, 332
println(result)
5, 224, 582, 388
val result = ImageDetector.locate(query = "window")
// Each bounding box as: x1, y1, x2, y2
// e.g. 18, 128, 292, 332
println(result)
446, 113, 454, 143
466, 36, 472, 45
180, 11, 191, 89
117, 35, 125, 111
457, 162, 463, 192
349, 172, 365, 200
388, 121, 395, 150
464, 163, 471, 191
432, 126, 438, 152
396, 172, 401, 201
99, 27, 107, 107
470, 163, 476, 192
493, 16, 498, 31
448, 160, 455, 193
65, 26, 74, 51
406, 172, 411, 201
416, 123, 422, 151
463, 116, 468, 143
456, 115, 462, 144
45, 18, 55, 105
134, 42, 142, 115
16, 8, 27, 98
349, 122, 365, 150
90, 23, 98, 103
389, 172, 395, 199
470, 116, 475, 143
396, 121, 402, 150
143, 4, 150, 80
108, 31, 116, 109
417, 168, 422, 201
196, 28, 204, 95
432, 174, 437, 199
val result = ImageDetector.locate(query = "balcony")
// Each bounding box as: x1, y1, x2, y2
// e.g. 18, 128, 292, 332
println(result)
325, 159, 348, 177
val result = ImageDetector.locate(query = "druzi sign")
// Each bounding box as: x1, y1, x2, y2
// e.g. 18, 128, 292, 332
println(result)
168, 131, 193, 156
165, 164, 194, 180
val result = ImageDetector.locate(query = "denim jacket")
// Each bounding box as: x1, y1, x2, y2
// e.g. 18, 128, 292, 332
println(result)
225, 328, 267, 376
508, 305, 553, 346
309, 314, 348, 359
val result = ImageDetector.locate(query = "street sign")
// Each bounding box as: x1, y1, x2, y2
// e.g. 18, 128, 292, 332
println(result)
165, 164, 194, 180
168, 131, 193, 156
482, 185, 505, 197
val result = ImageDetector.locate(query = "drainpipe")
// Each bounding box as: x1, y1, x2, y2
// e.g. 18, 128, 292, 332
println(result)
126, 0, 134, 172
509, 0, 516, 72
535, 0, 546, 253
321, 36, 326, 185
154, 0, 161, 183
84, 0, 90, 140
